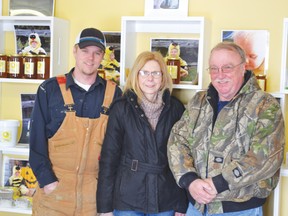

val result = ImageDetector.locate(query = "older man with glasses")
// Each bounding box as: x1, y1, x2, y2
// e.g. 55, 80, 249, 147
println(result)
167, 41, 285, 216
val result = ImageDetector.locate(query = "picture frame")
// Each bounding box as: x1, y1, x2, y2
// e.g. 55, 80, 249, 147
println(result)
14, 25, 51, 55
222, 30, 270, 76
144, 0, 188, 17
150, 38, 199, 84
9, 0, 55, 16
18, 94, 36, 145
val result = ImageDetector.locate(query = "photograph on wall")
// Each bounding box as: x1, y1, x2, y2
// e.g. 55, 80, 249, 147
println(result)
145, 0, 188, 17
222, 30, 270, 76
151, 38, 199, 84
1, 156, 37, 208
19, 94, 36, 144
14, 25, 51, 55
100, 32, 121, 85
9, 0, 55, 16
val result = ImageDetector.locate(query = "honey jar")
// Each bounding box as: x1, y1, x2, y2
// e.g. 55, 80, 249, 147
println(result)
166, 58, 181, 84
7, 54, 23, 78
37, 55, 50, 79
23, 54, 37, 79
0, 54, 7, 78
97, 69, 106, 79
256, 74, 267, 91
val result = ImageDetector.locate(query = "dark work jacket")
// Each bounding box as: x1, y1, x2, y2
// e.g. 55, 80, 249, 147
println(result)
97, 89, 188, 214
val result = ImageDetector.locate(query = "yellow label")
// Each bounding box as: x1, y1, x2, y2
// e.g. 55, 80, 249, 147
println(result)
37, 61, 45, 75
167, 65, 178, 79
24, 62, 34, 75
0, 60, 5, 72
257, 79, 266, 91
9, 61, 20, 74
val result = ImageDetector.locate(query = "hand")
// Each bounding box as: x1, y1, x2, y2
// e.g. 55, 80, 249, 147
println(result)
175, 212, 186, 216
99, 212, 113, 216
203, 178, 217, 195
188, 179, 216, 204
43, 181, 58, 195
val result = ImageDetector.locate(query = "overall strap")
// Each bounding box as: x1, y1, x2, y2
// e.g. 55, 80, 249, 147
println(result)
102, 80, 116, 114
56, 75, 75, 111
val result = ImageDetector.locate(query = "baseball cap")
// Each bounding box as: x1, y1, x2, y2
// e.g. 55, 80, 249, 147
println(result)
75, 28, 106, 51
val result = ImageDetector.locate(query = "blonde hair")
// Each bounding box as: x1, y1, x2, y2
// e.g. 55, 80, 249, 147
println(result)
124, 51, 173, 101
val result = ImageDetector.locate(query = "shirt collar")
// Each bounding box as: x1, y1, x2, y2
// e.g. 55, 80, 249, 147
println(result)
65, 67, 106, 90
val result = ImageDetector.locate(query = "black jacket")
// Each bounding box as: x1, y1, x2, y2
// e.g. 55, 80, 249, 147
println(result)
97, 89, 187, 213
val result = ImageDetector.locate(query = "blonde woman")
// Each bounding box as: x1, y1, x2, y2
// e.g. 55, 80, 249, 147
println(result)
97, 51, 187, 216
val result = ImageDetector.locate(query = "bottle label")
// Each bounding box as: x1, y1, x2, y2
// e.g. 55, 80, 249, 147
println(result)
24, 62, 34, 75
257, 79, 266, 91
37, 61, 45, 75
9, 61, 20, 74
0, 60, 5, 72
167, 65, 178, 79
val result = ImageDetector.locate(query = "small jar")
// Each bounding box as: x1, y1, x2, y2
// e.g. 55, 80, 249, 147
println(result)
23, 54, 37, 79
0, 54, 8, 78
167, 58, 180, 84
37, 55, 50, 79
256, 74, 266, 91
97, 69, 106, 79
7, 54, 23, 78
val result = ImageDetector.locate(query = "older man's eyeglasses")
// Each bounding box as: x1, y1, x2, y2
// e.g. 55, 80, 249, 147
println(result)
207, 62, 244, 75
139, 70, 162, 78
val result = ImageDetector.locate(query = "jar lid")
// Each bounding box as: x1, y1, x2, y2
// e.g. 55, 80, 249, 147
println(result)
167, 57, 180, 60
37, 55, 50, 57
9, 54, 22, 57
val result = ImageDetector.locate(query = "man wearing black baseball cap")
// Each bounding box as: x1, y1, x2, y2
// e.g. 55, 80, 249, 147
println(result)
29, 27, 122, 215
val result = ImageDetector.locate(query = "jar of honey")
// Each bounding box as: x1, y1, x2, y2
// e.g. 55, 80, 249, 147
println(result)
37, 55, 50, 79
23, 54, 37, 79
166, 58, 180, 84
97, 69, 106, 79
7, 54, 23, 78
256, 74, 267, 91
0, 54, 7, 78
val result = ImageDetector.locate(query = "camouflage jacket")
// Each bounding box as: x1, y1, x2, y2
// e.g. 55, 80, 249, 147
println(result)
167, 72, 285, 214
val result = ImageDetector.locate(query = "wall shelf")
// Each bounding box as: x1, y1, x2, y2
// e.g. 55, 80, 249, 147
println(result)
120, 16, 209, 90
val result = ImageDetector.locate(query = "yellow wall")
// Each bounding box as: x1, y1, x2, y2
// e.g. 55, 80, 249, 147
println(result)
1, 0, 288, 215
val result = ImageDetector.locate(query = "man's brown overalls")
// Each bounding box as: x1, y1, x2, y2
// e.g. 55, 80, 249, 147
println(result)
32, 75, 116, 216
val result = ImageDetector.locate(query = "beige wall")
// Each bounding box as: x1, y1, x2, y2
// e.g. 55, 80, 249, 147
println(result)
1, 0, 288, 215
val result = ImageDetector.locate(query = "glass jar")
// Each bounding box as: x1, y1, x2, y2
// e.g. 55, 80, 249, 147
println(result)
37, 55, 50, 79
256, 74, 266, 91
167, 58, 180, 84
7, 54, 23, 78
0, 54, 7, 78
97, 69, 106, 79
23, 54, 37, 79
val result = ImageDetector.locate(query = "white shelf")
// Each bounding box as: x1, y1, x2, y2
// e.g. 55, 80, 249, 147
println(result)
0, 145, 29, 156
0, 207, 31, 215
0, 16, 70, 79
0, 78, 43, 84
120, 16, 209, 90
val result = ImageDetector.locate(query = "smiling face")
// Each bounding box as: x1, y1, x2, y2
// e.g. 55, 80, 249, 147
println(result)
138, 60, 162, 102
73, 45, 104, 80
209, 49, 245, 101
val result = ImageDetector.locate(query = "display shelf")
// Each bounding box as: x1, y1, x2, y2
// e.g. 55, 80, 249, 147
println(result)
0, 207, 31, 215
0, 145, 29, 156
0, 78, 43, 84
280, 18, 288, 94
120, 16, 209, 90
0, 16, 69, 80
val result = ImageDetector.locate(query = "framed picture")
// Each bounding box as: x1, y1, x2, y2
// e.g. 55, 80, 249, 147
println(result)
1, 155, 38, 196
222, 30, 269, 76
151, 38, 199, 84
144, 0, 188, 17
19, 94, 36, 145
100, 32, 121, 85
14, 25, 51, 55
9, 0, 55, 16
